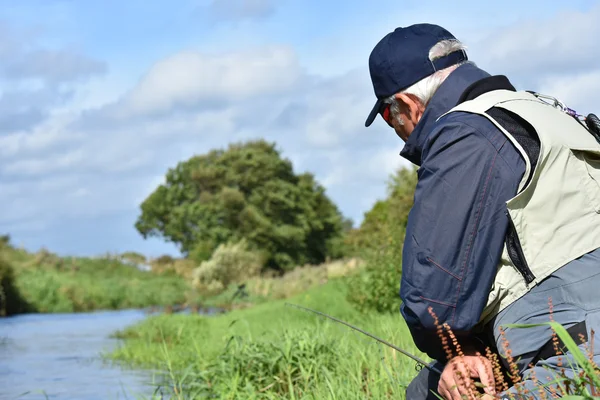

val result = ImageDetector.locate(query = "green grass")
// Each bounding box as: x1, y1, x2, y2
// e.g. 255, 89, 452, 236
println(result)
106, 278, 429, 399
2, 244, 192, 314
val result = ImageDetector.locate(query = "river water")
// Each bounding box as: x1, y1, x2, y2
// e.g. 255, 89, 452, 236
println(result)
0, 309, 161, 400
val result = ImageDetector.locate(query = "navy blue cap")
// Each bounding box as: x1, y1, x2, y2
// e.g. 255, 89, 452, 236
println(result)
365, 23, 467, 127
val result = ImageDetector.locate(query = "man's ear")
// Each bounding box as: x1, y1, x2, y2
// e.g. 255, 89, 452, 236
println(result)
394, 93, 425, 122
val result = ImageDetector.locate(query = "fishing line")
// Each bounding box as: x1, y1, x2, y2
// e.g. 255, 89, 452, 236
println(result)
285, 302, 443, 375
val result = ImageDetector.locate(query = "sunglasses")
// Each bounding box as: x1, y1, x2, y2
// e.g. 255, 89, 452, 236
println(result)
379, 102, 393, 127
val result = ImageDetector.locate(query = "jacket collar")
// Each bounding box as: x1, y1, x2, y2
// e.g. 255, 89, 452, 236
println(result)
399, 63, 493, 166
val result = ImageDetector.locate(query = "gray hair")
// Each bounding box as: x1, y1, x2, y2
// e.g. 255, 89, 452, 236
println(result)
386, 39, 470, 124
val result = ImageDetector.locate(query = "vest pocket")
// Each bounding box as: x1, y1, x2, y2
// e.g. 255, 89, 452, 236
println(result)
570, 148, 600, 212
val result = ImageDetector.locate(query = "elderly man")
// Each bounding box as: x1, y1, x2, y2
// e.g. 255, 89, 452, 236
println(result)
365, 23, 600, 399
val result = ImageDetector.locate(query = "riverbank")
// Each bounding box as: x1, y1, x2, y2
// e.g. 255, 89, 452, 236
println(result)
106, 277, 427, 399
0, 242, 191, 315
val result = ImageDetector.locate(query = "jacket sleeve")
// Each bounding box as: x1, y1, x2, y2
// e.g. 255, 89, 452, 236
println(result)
399, 117, 525, 362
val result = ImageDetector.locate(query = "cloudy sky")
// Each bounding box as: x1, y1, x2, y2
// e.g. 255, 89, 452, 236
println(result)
1, 0, 599, 258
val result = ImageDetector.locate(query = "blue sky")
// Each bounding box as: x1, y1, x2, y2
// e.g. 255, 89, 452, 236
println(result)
1, 0, 599, 258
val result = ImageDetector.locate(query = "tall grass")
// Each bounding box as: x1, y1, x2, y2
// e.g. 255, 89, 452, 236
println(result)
4, 245, 191, 314
109, 281, 600, 399
107, 278, 429, 399
0, 252, 32, 316
189, 257, 364, 311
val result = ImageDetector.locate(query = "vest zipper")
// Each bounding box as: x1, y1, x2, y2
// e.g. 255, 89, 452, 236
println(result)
505, 211, 536, 284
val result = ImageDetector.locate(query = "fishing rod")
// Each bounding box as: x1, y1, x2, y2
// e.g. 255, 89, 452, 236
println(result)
284, 302, 443, 375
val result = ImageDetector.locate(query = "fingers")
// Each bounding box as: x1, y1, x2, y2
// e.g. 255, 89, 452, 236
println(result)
438, 355, 497, 400
472, 355, 496, 396
438, 358, 475, 400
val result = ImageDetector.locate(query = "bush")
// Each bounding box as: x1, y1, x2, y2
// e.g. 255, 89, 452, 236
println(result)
0, 234, 10, 246
344, 165, 417, 256
346, 247, 403, 314
7, 249, 190, 314
345, 165, 416, 314
149, 257, 197, 279
153, 254, 175, 265
0, 253, 30, 316
120, 251, 147, 265
246, 258, 363, 301
192, 240, 265, 296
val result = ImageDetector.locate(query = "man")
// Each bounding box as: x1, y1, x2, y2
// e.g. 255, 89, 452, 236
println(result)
364, 23, 600, 399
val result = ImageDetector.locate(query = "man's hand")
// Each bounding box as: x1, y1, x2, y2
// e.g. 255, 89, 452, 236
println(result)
437, 355, 496, 400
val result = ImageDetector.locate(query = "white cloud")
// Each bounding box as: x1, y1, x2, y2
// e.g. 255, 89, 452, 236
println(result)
5, 2, 600, 257
0, 112, 81, 158
471, 4, 600, 81
115, 45, 303, 119
0, 21, 106, 86
3, 48, 107, 85
536, 69, 600, 112
0, 43, 401, 236
3, 148, 85, 176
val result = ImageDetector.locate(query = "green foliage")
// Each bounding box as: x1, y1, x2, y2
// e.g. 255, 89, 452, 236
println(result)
120, 251, 147, 265
135, 139, 347, 271
107, 279, 427, 399
345, 165, 417, 254
191, 239, 265, 296
346, 165, 418, 314
153, 254, 175, 265
205, 329, 341, 397
244, 258, 362, 303
346, 249, 403, 314
3, 244, 191, 314
0, 234, 10, 246
114, 313, 209, 346
0, 251, 32, 316
109, 279, 600, 400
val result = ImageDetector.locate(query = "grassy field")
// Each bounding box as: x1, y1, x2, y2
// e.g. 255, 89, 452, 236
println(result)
1, 243, 192, 314
106, 277, 428, 399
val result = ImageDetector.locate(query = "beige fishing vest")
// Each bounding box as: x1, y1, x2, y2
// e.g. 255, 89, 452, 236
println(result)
439, 89, 600, 325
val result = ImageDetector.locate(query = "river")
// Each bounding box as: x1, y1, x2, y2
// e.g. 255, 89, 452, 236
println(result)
0, 309, 162, 400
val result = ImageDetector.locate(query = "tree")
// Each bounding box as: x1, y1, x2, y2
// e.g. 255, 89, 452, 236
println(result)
345, 164, 418, 255
345, 165, 418, 313
135, 139, 346, 271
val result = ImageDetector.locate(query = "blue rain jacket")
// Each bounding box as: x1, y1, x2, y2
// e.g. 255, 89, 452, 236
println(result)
398, 63, 528, 361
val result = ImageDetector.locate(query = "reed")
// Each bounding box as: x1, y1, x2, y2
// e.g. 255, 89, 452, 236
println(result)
2, 244, 190, 314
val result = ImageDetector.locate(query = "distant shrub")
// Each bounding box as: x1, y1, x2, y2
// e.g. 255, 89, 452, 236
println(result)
7, 248, 190, 314
248, 265, 328, 300
149, 257, 196, 279
247, 258, 363, 300
192, 240, 265, 296
344, 165, 416, 256
120, 251, 147, 265
0, 253, 30, 316
325, 257, 363, 278
154, 254, 175, 265
345, 165, 416, 314
346, 248, 402, 314
0, 234, 10, 246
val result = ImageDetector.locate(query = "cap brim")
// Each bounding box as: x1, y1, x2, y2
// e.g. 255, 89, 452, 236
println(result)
365, 98, 383, 127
